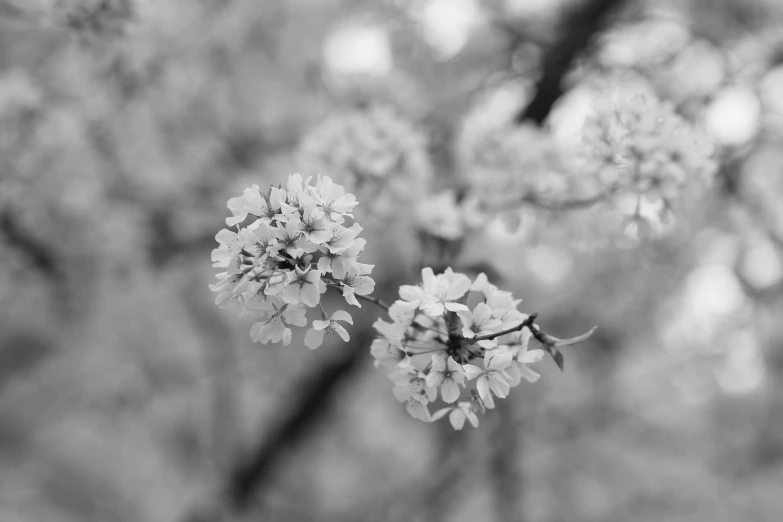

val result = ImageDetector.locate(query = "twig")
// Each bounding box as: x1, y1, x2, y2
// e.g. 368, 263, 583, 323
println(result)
224, 326, 376, 512
469, 313, 538, 344
470, 313, 597, 372
0, 209, 60, 280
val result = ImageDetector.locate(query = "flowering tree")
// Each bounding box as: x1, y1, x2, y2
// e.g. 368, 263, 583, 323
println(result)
4, 0, 783, 521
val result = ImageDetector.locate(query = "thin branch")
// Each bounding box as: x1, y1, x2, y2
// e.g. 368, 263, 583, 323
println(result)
515, 0, 627, 124
0, 209, 60, 280
224, 325, 377, 511
469, 313, 538, 344
470, 313, 597, 372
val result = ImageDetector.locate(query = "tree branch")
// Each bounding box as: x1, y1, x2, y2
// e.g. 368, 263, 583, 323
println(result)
0, 209, 60, 280
470, 313, 597, 372
515, 0, 627, 124
469, 313, 538, 343
224, 328, 376, 511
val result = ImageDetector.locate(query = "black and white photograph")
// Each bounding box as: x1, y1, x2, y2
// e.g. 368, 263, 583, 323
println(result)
1, 0, 782, 521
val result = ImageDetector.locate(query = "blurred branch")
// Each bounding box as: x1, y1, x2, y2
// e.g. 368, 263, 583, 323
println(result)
0, 209, 60, 280
226, 326, 377, 512
182, 289, 394, 522
515, 0, 627, 124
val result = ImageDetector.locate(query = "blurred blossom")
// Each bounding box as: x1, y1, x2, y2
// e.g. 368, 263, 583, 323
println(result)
548, 85, 597, 147
660, 241, 747, 352
413, 0, 486, 59
502, 0, 563, 18
414, 190, 485, 241
583, 89, 717, 225
459, 79, 530, 135
683, 265, 747, 327
668, 40, 726, 99
298, 105, 432, 221
704, 86, 762, 147
0, 70, 42, 113
759, 65, 783, 123
739, 235, 783, 290
458, 121, 583, 230
715, 329, 765, 395
324, 24, 393, 77
524, 245, 573, 286
600, 18, 691, 67
663, 263, 748, 357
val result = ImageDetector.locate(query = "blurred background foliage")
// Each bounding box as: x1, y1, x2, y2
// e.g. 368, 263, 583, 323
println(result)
1, 0, 783, 521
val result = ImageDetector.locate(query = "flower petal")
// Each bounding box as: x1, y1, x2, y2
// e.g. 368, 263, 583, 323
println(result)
426, 371, 445, 389
444, 302, 469, 313
449, 409, 466, 430
463, 364, 483, 380
333, 323, 350, 342
445, 276, 471, 300
304, 328, 324, 349
488, 373, 511, 398
440, 379, 460, 403
331, 310, 353, 324
518, 365, 541, 383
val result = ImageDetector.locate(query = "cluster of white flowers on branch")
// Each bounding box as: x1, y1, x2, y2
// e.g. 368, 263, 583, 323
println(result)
455, 92, 717, 242
371, 268, 596, 430
210, 173, 375, 348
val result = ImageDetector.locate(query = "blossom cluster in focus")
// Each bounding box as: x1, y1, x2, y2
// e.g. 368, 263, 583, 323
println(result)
371, 268, 552, 430
211, 174, 375, 348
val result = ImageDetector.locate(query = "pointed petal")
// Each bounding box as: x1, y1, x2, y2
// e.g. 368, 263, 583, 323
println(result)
432, 407, 452, 421
463, 365, 483, 380
333, 323, 350, 342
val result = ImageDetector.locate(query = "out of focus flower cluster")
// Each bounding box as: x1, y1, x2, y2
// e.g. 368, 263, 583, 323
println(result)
458, 122, 593, 232
371, 268, 549, 430
298, 105, 432, 219
583, 93, 717, 224
454, 92, 717, 243
211, 174, 375, 348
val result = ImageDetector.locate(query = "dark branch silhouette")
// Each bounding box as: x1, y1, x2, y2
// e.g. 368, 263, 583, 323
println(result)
226, 327, 376, 510
515, 0, 627, 124
0, 210, 60, 280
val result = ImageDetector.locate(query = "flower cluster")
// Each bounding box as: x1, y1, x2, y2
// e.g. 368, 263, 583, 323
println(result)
210, 173, 375, 348
371, 268, 593, 430
458, 122, 594, 232
414, 189, 486, 241
582, 93, 717, 223
298, 105, 432, 220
